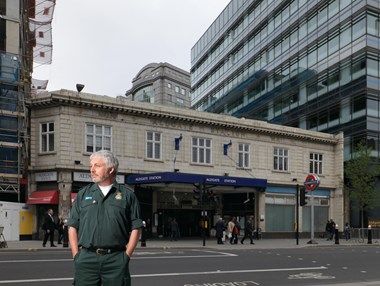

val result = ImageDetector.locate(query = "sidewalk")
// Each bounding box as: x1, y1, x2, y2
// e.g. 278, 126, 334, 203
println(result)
1, 237, 378, 251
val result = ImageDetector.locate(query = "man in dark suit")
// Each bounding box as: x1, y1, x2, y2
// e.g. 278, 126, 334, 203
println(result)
42, 208, 57, 247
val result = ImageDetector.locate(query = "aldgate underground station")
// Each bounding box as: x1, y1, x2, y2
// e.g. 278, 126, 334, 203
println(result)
2, 90, 344, 241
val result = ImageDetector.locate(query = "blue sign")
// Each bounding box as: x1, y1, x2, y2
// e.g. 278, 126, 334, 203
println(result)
127, 172, 267, 189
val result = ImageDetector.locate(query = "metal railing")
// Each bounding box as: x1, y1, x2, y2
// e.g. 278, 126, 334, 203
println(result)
350, 228, 380, 243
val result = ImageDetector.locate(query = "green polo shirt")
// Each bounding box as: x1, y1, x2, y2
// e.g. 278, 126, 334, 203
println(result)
68, 183, 143, 249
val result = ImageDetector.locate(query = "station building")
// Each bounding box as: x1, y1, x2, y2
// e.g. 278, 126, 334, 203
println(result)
27, 89, 344, 239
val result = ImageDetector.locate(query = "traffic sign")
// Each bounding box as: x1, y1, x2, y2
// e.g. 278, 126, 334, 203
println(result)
304, 174, 320, 191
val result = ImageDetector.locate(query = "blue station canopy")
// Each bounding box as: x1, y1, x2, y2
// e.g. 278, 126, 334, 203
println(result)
127, 172, 267, 189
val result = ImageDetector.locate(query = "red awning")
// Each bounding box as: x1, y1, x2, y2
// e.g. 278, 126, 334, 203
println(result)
71, 193, 77, 205
27, 190, 59, 204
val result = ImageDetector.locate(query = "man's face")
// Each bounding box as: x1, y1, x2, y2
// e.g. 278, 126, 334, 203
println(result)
90, 156, 114, 186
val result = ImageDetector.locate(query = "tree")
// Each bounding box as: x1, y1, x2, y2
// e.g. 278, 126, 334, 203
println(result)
345, 141, 380, 228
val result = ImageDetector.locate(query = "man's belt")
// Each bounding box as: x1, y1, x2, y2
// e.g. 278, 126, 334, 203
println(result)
82, 247, 126, 255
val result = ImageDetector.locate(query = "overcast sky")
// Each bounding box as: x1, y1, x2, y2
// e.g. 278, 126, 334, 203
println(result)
33, 0, 230, 97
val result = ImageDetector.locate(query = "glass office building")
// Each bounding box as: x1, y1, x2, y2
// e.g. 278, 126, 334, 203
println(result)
190, 0, 380, 227
191, 0, 380, 160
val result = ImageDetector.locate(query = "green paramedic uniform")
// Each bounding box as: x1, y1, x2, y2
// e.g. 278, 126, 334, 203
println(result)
68, 183, 143, 286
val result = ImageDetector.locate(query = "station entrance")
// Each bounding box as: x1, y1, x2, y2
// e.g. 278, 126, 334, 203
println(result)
129, 172, 267, 239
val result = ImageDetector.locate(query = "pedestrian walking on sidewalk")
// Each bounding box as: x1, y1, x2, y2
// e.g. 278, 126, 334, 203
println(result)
215, 217, 225, 244
241, 216, 254, 244
42, 209, 57, 247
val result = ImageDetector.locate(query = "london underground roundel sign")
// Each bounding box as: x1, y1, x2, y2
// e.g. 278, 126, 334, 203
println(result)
304, 174, 320, 191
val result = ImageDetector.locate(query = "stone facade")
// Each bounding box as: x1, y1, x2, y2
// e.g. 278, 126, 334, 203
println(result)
29, 89, 344, 238
125, 62, 191, 108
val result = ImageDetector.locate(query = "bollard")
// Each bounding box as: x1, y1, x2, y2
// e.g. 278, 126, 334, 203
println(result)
334, 224, 339, 244
368, 225, 372, 244
63, 220, 69, 248
140, 221, 147, 247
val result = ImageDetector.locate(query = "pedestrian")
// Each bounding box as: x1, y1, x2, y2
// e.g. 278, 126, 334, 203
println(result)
170, 218, 179, 241
325, 219, 334, 240
227, 217, 235, 244
344, 222, 351, 240
215, 217, 225, 244
241, 216, 254, 244
68, 150, 143, 286
232, 217, 240, 244
329, 219, 336, 240
57, 215, 64, 244
42, 208, 57, 247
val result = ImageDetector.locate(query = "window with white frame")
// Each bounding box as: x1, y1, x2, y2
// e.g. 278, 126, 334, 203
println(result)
238, 143, 250, 168
146, 131, 161, 160
309, 152, 323, 174
40, 122, 54, 152
86, 124, 111, 153
192, 137, 212, 164
273, 147, 289, 171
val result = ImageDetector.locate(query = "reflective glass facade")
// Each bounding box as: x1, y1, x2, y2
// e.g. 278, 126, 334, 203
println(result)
190, 0, 380, 160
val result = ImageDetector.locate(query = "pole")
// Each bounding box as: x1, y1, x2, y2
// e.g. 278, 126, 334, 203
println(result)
335, 224, 340, 244
307, 190, 318, 244
368, 225, 372, 244
296, 184, 299, 245
63, 219, 69, 248
201, 180, 206, 247
311, 190, 314, 241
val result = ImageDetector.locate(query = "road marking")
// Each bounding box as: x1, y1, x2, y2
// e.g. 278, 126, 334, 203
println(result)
0, 266, 327, 284
0, 278, 73, 284
132, 266, 327, 278
288, 272, 335, 280
0, 259, 72, 263
0, 250, 236, 264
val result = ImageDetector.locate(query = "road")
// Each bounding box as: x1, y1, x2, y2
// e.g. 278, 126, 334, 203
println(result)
0, 246, 379, 285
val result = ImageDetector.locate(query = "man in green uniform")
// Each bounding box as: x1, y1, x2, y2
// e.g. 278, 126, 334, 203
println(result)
68, 150, 143, 286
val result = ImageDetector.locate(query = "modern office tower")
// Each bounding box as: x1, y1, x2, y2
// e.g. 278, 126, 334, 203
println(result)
126, 62, 191, 108
0, 0, 54, 202
190, 0, 380, 162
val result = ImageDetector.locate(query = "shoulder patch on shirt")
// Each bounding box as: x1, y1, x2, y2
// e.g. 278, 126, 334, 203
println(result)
115, 191, 122, 200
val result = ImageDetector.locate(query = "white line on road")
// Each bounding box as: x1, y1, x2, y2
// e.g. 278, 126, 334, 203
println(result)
0, 266, 327, 284
0, 250, 237, 264
132, 266, 328, 278
0, 259, 72, 263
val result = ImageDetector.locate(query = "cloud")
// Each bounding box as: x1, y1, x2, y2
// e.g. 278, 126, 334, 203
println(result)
32, 0, 230, 97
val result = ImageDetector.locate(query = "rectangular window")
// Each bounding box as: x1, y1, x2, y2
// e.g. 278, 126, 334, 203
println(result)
309, 152, 323, 174
192, 137, 211, 164
40, 122, 54, 152
86, 124, 111, 153
273, 147, 288, 171
238, 143, 250, 168
146, 131, 161, 160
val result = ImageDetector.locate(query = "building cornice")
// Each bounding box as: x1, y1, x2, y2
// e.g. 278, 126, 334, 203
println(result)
31, 89, 341, 144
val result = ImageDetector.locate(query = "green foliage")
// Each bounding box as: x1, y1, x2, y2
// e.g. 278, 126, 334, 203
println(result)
345, 141, 380, 223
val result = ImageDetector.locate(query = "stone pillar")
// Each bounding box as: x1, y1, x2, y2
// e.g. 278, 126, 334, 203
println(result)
58, 171, 72, 219
152, 191, 158, 236
256, 191, 266, 232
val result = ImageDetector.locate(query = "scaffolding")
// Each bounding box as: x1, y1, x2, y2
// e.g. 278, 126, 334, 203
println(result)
0, 0, 55, 200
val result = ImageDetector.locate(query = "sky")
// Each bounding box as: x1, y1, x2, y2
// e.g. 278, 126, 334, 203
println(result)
33, 0, 231, 97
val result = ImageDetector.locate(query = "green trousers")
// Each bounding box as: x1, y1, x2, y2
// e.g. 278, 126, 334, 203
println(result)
73, 250, 131, 286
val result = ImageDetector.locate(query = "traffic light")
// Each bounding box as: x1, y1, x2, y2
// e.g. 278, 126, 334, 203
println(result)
300, 187, 307, 206
193, 181, 205, 202
193, 188, 202, 202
